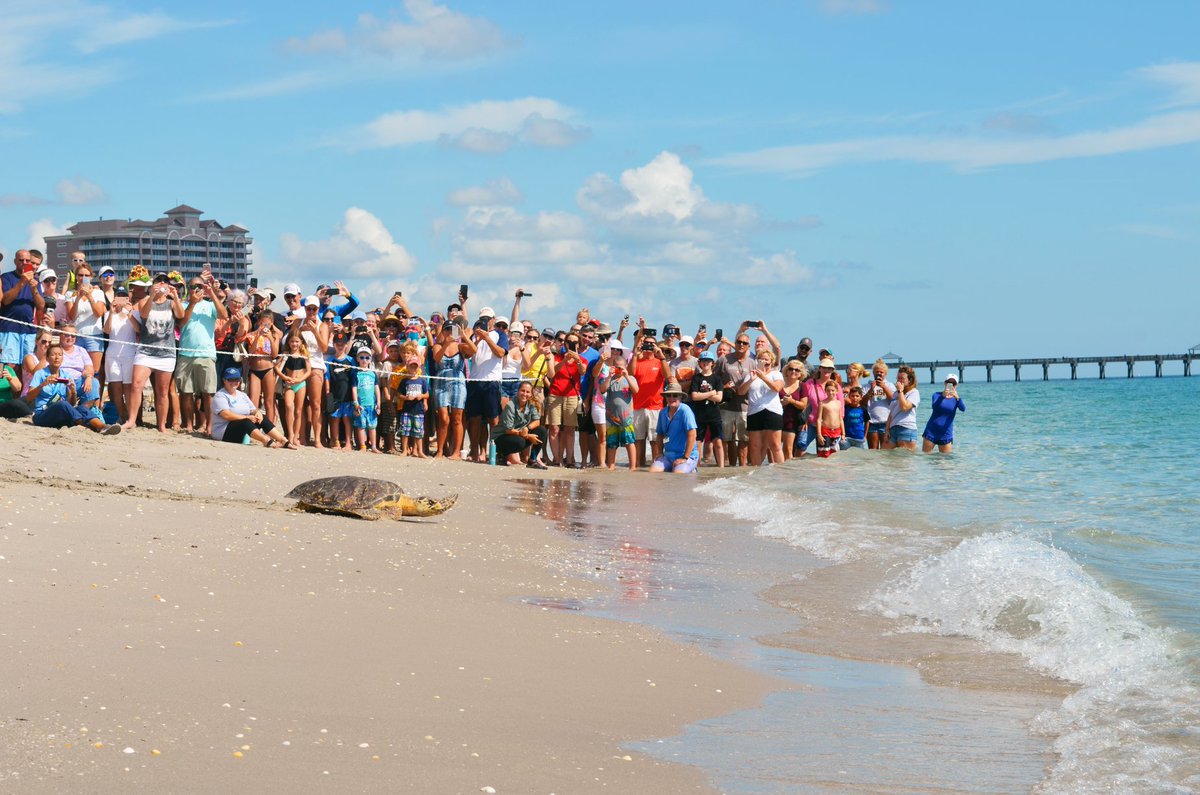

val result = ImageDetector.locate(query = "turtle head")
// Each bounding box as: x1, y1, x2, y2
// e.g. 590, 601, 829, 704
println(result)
399, 493, 458, 517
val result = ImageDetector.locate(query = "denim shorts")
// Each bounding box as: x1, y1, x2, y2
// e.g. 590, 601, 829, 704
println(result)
75, 333, 103, 353
889, 425, 918, 444
868, 421, 888, 435
840, 436, 868, 450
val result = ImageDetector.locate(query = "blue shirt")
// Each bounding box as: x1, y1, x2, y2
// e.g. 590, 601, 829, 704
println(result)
0, 271, 37, 334
28, 368, 77, 412
579, 346, 601, 400
923, 392, 965, 441
843, 405, 867, 440
655, 402, 699, 461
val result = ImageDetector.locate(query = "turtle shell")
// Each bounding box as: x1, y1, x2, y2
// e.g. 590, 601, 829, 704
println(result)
285, 476, 407, 514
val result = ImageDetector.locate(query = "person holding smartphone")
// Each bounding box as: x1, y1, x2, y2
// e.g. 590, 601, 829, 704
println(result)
865, 359, 895, 449
0, 250, 46, 370
922, 374, 965, 453
26, 342, 120, 433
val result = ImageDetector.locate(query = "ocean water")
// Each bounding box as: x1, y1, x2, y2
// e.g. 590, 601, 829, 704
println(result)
511, 375, 1200, 793
698, 376, 1200, 792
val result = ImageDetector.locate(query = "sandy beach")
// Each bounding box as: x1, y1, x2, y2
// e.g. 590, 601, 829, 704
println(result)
0, 423, 776, 793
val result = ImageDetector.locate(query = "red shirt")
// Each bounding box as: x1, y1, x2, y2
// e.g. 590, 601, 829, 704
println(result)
631, 356, 665, 410
549, 353, 583, 397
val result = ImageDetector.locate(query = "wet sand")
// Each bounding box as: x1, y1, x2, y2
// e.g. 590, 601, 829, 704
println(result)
0, 424, 776, 793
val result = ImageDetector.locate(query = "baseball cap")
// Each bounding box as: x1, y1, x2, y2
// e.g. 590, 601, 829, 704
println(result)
478, 306, 495, 319
98, 265, 115, 276
303, 295, 320, 308
944, 373, 959, 384
222, 367, 242, 381
386, 339, 401, 349
283, 283, 302, 297
819, 357, 836, 369
333, 330, 351, 344
493, 317, 509, 328
114, 285, 129, 297
38, 269, 56, 282
152, 271, 170, 283
679, 335, 694, 346
798, 337, 814, 350
699, 350, 715, 361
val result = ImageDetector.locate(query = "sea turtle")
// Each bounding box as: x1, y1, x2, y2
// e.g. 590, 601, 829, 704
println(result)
286, 476, 457, 520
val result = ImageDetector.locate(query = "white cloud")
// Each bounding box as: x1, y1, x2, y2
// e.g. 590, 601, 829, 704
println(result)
55, 177, 107, 205
284, 0, 514, 61
354, 97, 587, 152
27, 218, 70, 253
1117, 223, 1187, 241
711, 62, 1200, 176
76, 12, 235, 55
279, 208, 417, 284
821, 0, 889, 15
192, 71, 331, 103
447, 177, 523, 207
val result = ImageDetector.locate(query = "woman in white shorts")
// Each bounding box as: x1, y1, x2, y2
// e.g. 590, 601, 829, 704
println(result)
122, 273, 184, 432
103, 284, 139, 423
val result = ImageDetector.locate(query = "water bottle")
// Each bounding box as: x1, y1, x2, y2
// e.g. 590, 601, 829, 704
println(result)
487, 440, 496, 465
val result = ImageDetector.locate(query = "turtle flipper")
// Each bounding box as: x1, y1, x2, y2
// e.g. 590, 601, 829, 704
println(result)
397, 494, 458, 517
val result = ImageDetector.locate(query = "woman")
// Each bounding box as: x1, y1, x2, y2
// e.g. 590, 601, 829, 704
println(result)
211, 367, 287, 447
290, 298, 330, 448
922, 374, 965, 453
431, 321, 476, 459
598, 343, 638, 471
274, 333, 311, 449
0, 359, 32, 418
62, 262, 107, 378
884, 365, 920, 451
21, 332, 53, 401
499, 327, 528, 409
215, 289, 248, 382
491, 381, 546, 467
587, 343, 613, 468
26, 343, 120, 434
57, 325, 101, 417
122, 273, 185, 432
739, 348, 785, 465
544, 331, 585, 467
103, 286, 139, 424
242, 309, 280, 424
780, 359, 808, 460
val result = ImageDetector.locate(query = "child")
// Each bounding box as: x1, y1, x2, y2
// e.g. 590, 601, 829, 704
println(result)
841, 385, 867, 450
378, 341, 402, 454
325, 332, 356, 451
274, 333, 311, 449
397, 358, 429, 458
352, 350, 380, 453
816, 380, 843, 458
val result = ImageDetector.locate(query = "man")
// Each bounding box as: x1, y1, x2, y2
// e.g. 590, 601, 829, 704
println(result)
1, 250, 46, 368
795, 336, 814, 367
316, 280, 359, 320
176, 269, 228, 434
575, 324, 602, 466
464, 306, 506, 462
669, 334, 699, 394
715, 331, 754, 466
649, 379, 698, 474
629, 318, 666, 468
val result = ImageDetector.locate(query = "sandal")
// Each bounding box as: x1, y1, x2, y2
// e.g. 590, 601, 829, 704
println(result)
526, 460, 548, 470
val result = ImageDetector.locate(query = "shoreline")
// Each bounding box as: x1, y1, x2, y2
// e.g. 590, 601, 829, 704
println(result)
0, 423, 778, 793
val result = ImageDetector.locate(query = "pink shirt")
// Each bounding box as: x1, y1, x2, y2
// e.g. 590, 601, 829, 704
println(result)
804, 377, 844, 425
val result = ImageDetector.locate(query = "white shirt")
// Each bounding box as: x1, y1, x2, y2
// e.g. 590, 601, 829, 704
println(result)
471, 331, 503, 381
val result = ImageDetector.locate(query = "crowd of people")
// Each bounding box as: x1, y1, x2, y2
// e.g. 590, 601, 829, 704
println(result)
0, 248, 966, 466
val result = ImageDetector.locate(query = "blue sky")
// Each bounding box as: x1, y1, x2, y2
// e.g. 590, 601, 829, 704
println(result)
2, 0, 1198, 361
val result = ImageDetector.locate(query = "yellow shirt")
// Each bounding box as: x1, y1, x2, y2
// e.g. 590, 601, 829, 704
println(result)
523, 351, 550, 388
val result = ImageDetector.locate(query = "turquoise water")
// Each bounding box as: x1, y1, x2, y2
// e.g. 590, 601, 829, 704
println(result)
699, 376, 1200, 792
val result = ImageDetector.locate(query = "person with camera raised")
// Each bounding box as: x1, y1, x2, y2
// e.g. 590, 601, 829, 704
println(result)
544, 328, 586, 467
630, 317, 667, 469
465, 306, 506, 462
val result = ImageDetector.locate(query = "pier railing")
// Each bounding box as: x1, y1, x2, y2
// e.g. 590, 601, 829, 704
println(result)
894, 354, 1196, 383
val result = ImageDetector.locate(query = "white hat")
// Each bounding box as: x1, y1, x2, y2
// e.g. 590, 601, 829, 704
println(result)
303, 295, 320, 308
943, 373, 959, 384
679, 335, 694, 346
609, 339, 625, 351
98, 265, 115, 275
283, 283, 302, 297
37, 268, 56, 282
478, 306, 495, 319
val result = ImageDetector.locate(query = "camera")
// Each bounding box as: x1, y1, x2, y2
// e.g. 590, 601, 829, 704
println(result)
745, 320, 762, 329
641, 341, 656, 352
663, 324, 677, 337
642, 327, 657, 338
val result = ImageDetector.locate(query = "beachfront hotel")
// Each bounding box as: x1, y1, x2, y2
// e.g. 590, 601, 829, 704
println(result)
43, 204, 253, 286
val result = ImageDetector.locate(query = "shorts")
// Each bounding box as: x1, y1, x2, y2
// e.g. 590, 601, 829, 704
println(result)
105, 354, 135, 384
633, 408, 660, 441
353, 404, 378, 429
578, 409, 596, 435
720, 408, 748, 444
840, 436, 868, 450
435, 377, 467, 411
75, 333, 103, 353
695, 418, 723, 443
500, 379, 521, 400
747, 409, 783, 432
606, 421, 636, 448
795, 424, 814, 451
330, 400, 356, 419
547, 394, 580, 427
0, 331, 35, 366
465, 381, 501, 421
922, 432, 954, 446
133, 351, 176, 374
175, 357, 218, 394
590, 401, 606, 426
399, 411, 425, 438
868, 421, 888, 435
889, 425, 918, 444
652, 455, 698, 474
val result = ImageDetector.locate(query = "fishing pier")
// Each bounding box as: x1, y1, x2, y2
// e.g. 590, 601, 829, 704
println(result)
894, 351, 1198, 383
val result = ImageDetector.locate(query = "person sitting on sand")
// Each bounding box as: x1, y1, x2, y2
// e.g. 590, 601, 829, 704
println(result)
649, 379, 699, 474
0, 358, 32, 419
26, 343, 120, 434
491, 380, 546, 467
211, 367, 286, 448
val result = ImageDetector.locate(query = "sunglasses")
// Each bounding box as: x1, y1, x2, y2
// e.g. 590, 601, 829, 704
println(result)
735, 340, 750, 346
786, 367, 803, 373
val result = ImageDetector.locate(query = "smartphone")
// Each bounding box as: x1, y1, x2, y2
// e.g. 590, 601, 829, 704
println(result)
642, 327, 657, 338
600, 343, 611, 358
715, 328, 723, 340
698, 324, 706, 333
249, 277, 258, 289
746, 320, 762, 329
451, 325, 461, 339
459, 284, 469, 300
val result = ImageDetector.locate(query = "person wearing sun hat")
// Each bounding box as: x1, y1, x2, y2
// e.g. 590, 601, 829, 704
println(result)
921, 373, 965, 454
649, 378, 699, 474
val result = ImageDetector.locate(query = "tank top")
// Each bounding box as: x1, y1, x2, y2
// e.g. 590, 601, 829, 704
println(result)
301, 329, 325, 369
436, 350, 466, 380
283, 354, 308, 373
138, 301, 176, 358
